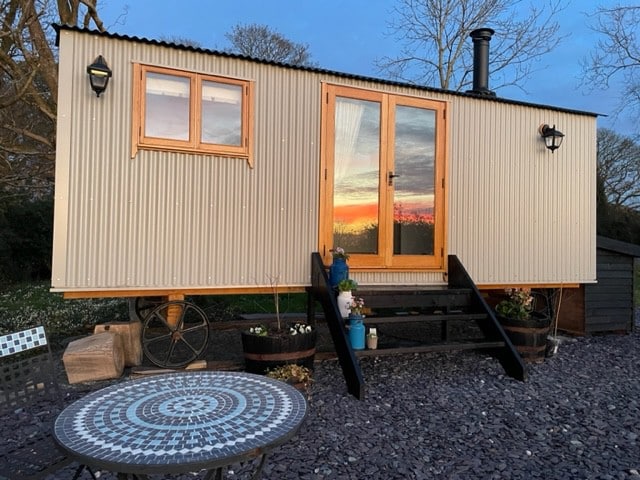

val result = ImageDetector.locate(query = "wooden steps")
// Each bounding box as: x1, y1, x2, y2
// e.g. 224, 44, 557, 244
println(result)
348, 287, 501, 357
308, 253, 527, 400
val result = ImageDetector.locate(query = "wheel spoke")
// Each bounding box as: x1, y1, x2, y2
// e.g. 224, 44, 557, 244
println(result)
142, 300, 210, 368
177, 336, 203, 356
145, 333, 173, 345
179, 322, 208, 334
130, 296, 165, 322
163, 340, 178, 365
148, 310, 172, 329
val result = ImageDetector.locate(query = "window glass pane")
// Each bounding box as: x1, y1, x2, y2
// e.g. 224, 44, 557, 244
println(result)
393, 105, 436, 255
201, 81, 242, 146
145, 72, 190, 141
333, 97, 380, 254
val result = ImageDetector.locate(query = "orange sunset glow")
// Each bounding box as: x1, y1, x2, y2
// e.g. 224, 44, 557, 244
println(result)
334, 203, 378, 232
335, 202, 434, 233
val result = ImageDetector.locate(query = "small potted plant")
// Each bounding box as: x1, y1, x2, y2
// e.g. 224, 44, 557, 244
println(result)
348, 297, 366, 319
266, 364, 313, 393
366, 327, 378, 350
496, 288, 533, 320
347, 297, 366, 350
337, 278, 358, 318
338, 278, 358, 292
329, 247, 350, 287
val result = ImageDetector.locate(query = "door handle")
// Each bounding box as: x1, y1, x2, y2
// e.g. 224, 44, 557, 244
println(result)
388, 172, 400, 186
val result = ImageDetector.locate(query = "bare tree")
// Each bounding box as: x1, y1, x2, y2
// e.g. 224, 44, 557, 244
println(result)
377, 0, 565, 92
597, 128, 640, 210
160, 36, 202, 49
583, 5, 640, 134
0, 0, 104, 199
224, 23, 314, 67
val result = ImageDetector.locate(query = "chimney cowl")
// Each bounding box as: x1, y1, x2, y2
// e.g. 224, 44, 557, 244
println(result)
468, 27, 496, 96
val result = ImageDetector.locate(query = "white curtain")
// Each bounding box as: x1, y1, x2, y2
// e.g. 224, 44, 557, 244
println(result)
334, 99, 364, 181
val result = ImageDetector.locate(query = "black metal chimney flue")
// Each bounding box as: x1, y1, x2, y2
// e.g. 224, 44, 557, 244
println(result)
468, 28, 495, 96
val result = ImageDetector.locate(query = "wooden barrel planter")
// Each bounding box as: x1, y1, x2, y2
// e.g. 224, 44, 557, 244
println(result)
498, 312, 551, 363
241, 330, 317, 374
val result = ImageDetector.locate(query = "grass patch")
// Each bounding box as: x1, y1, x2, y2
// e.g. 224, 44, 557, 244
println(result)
199, 293, 308, 317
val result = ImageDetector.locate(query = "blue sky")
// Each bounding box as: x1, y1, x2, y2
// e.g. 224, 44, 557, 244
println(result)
98, 0, 634, 135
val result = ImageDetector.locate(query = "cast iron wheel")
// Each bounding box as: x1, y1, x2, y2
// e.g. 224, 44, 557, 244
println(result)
142, 300, 210, 368
128, 296, 165, 322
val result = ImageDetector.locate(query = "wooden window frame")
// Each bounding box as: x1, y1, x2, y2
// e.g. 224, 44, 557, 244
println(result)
131, 64, 254, 167
319, 83, 448, 271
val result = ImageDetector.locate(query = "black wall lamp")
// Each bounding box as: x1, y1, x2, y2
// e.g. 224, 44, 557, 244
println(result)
539, 124, 564, 153
87, 55, 112, 97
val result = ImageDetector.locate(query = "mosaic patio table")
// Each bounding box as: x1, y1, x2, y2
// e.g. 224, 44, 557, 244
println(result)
53, 371, 307, 479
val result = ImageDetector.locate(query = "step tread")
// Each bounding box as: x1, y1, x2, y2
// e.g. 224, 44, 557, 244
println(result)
355, 286, 469, 292
353, 340, 505, 357
363, 312, 488, 324
357, 289, 475, 310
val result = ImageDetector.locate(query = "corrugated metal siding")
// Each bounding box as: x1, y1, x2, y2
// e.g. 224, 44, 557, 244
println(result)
52, 30, 596, 293
448, 98, 596, 285
54, 31, 320, 290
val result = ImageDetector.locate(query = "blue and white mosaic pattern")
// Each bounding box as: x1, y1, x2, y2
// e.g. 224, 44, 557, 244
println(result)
0, 326, 47, 358
54, 371, 307, 472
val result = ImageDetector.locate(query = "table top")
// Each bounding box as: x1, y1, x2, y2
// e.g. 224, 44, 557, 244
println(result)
53, 371, 307, 475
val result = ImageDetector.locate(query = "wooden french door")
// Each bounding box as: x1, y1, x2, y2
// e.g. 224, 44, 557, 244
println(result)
320, 84, 447, 270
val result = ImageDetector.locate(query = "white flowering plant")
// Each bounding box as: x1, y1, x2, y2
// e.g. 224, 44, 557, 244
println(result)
330, 247, 350, 261
248, 325, 268, 336
247, 322, 313, 337
289, 323, 313, 335
0, 282, 128, 341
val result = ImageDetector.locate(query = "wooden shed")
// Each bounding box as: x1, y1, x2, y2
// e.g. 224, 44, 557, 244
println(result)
557, 236, 639, 335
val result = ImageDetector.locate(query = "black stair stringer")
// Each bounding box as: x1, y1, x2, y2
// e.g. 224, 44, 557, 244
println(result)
447, 254, 527, 381
308, 252, 365, 399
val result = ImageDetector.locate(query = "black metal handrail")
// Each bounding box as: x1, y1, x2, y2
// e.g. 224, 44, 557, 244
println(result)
309, 252, 365, 399
447, 254, 527, 381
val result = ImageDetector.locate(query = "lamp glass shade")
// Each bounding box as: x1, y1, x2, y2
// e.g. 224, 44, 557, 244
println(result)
540, 124, 564, 152
87, 55, 112, 97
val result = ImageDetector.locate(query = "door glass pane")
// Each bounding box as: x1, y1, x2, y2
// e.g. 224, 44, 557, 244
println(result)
333, 97, 380, 254
145, 72, 190, 140
201, 81, 242, 146
393, 105, 436, 255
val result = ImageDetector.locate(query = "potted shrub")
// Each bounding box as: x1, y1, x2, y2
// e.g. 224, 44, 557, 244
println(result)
241, 277, 316, 374
495, 288, 551, 363
266, 364, 313, 393
337, 278, 358, 318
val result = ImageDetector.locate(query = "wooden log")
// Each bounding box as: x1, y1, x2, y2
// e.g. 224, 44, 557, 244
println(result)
94, 320, 143, 367
62, 332, 125, 384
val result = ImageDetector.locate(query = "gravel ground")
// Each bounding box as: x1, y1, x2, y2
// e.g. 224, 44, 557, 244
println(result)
5, 322, 640, 480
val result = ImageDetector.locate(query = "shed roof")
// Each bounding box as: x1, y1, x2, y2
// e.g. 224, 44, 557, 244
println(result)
54, 24, 600, 119
597, 236, 640, 258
